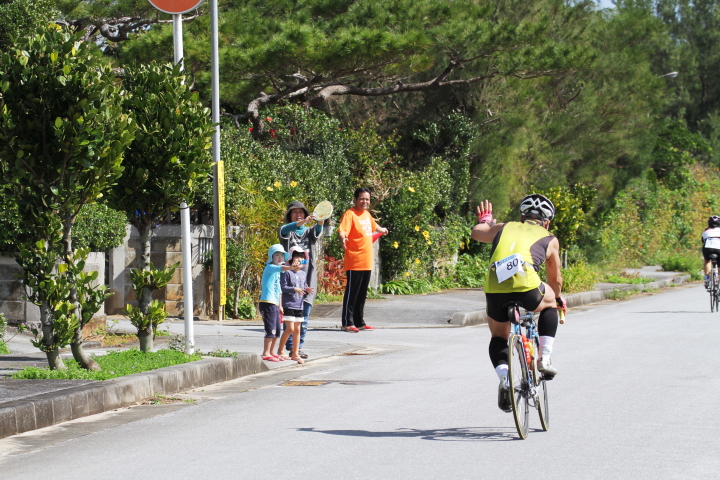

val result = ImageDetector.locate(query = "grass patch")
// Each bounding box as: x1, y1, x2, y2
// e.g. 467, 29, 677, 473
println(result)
606, 288, 633, 301
660, 253, 703, 273
603, 273, 653, 284
316, 292, 344, 303
0, 340, 9, 355
12, 348, 202, 380
204, 348, 238, 358
562, 261, 602, 293
605, 286, 658, 301
380, 278, 438, 295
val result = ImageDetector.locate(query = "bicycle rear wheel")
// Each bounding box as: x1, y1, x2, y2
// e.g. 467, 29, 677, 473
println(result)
533, 338, 549, 431
508, 334, 530, 439
710, 265, 720, 312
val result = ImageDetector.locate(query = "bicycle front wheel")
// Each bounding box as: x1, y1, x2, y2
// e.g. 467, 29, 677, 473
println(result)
536, 379, 549, 431
533, 338, 549, 431
508, 334, 530, 439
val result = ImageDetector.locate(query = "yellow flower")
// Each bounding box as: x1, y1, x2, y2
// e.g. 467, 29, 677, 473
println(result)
273, 181, 282, 187
393, 241, 399, 249
266, 186, 274, 191
290, 181, 298, 187
426, 241, 432, 245
414, 258, 420, 264
408, 187, 415, 192
414, 225, 420, 231
422, 230, 430, 238
404, 272, 410, 277
428, 225, 434, 229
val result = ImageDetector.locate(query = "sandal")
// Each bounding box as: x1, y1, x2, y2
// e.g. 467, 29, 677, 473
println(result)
275, 355, 291, 360
291, 357, 305, 364
262, 356, 280, 362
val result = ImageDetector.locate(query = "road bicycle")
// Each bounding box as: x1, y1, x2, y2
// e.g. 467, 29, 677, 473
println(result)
505, 302, 554, 439
710, 254, 719, 312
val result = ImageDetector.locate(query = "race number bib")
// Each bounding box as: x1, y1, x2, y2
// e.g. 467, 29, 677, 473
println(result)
495, 253, 526, 283
706, 238, 720, 249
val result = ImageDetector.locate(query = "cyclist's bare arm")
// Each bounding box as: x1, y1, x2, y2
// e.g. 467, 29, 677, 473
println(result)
471, 200, 505, 244
545, 237, 564, 303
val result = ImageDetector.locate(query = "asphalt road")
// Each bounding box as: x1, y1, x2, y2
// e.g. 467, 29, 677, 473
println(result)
0, 284, 717, 479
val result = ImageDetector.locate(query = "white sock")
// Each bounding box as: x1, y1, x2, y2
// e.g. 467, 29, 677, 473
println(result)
495, 364, 508, 380
539, 336, 555, 360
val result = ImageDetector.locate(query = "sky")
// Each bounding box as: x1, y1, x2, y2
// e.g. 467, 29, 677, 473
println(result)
598, 0, 616, 8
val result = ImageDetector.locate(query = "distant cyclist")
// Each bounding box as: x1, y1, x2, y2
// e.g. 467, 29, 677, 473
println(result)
471, 194, 567, 412
702, 215, 720, 290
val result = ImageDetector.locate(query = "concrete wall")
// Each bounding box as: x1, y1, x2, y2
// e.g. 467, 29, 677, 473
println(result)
107, 224, 213, 318
0, 253, 105, 325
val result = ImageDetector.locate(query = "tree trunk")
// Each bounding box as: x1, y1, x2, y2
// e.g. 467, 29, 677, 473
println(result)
41, 300, 66, 370
137, 330, 153, 352
63, 212, 101, 371
71, 330, 101, 370
137, 222, 153, 315
46, 348, 65, 371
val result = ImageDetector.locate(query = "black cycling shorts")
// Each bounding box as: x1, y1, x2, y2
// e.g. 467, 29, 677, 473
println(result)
485, 284, 546, 322
703, 247, 720, 262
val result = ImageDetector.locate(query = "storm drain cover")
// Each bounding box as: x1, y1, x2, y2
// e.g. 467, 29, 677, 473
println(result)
282, 381, 332, 386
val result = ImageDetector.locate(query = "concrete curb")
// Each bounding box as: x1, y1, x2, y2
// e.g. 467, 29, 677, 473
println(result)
449, 274, 691, 327
0, 354, 268, 440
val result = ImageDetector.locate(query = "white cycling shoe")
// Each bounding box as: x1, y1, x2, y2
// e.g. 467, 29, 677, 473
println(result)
498, 376, 512, 413
538, 359, 558, 379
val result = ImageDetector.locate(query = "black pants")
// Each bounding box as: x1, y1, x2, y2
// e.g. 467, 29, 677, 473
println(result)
342, 270, 371, 328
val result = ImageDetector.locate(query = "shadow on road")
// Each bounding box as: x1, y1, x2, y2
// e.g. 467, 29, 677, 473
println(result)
629, 311, 707, 314
0, 355, 45, 362
297, 426, 536, 441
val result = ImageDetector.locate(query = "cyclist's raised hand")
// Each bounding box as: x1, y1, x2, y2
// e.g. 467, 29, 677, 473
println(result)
477, 200, 494, 224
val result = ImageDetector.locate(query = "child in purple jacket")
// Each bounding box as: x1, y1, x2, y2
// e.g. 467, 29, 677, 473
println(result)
277, 246, 314, 363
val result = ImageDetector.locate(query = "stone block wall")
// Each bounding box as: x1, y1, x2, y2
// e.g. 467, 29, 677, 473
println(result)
0, 253, 105, 326
107, 224, 213, 318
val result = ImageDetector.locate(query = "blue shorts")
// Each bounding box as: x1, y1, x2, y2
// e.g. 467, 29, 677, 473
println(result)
259, 302, 281, 338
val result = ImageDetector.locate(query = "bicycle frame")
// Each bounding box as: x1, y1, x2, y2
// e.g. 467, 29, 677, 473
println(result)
506, 302, 550, 438
510, 310, 540, 406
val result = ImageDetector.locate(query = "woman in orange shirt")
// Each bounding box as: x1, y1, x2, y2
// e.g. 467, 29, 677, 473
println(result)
337, 187, 388, 332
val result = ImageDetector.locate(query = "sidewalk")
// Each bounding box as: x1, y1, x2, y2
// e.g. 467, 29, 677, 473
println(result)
0, 267, 693, 439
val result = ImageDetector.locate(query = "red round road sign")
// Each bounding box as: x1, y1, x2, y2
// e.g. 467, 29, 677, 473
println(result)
148, 0, 205, 15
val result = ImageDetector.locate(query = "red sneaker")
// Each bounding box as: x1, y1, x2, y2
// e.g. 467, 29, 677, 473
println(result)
341, 326, 360, 333
358, 325, 375, 331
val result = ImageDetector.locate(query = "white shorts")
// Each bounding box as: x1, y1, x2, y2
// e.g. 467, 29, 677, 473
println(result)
283, 316, 303, 324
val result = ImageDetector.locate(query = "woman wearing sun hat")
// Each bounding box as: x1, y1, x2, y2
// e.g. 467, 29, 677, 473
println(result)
278, 200, 325, 358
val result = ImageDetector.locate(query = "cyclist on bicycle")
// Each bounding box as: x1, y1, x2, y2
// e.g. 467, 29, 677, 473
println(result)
471, 194, 567, 412
702, 215, 720, 290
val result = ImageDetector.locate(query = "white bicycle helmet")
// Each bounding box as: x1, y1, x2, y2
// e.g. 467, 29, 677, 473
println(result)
519, 194, 555, 221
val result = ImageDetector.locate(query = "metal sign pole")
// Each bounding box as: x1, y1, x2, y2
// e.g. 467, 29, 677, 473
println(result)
172, 14, 193, 352
210, 0, 225, 320
173, 14, 183, 71
180, 202, 194, 353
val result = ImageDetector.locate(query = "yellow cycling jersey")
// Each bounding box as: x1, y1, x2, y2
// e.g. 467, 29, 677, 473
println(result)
484, 221, 555, 294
